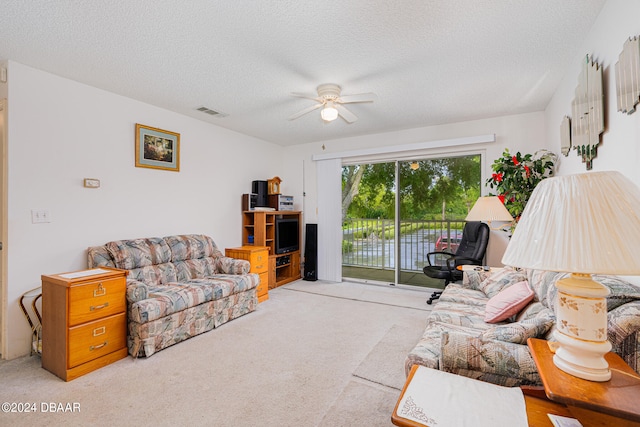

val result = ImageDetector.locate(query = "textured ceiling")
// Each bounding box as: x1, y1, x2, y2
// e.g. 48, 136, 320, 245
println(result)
0, 1, 607, 146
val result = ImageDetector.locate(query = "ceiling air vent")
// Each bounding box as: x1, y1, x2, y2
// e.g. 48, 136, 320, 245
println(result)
196, 106, 228, 118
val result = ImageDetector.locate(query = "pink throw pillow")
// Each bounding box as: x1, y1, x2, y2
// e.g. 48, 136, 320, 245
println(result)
484, 280, 534, 323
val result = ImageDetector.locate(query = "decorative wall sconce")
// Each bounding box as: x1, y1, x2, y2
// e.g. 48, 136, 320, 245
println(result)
570, 55, 604, 170
615, 36, 640, 115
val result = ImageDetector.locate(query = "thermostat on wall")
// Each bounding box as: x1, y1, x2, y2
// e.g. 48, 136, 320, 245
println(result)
83, 178, 100, 188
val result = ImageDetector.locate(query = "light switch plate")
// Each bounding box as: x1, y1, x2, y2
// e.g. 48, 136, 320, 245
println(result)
84, 178, 100, 188
31, 209, 51, 223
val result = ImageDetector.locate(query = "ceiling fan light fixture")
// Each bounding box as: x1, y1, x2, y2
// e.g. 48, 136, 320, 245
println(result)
321, 104, 338, 122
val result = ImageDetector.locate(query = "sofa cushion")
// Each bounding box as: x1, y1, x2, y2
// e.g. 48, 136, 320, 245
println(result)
595, 275, 640, 310
128, 263, 178, 287
479, 268, 528, 298
526, 270, 565, 309
165, 234, 219, 262
106, 237, 172, 270
129, 283, 210, 323
438, 283, 488, 307
428, 300, 492, 331
405, 321, 482, 374
481, 314, 555, 344
440, 331, 542, 386
484, 281, 534, 323
128, 274, 259, 323
174, 258, 218, 281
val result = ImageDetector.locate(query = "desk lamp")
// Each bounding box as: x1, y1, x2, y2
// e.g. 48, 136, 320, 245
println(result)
502, 171, 640, 381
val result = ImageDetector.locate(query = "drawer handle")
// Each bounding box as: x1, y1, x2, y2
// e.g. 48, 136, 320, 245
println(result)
255, 264, 265, 270
90, 302, 109, 311
93, 326, 106, 337
90, 341, 108, 351
93, 284, 106, 297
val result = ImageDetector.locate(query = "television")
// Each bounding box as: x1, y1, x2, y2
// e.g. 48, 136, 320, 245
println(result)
275, 217, 299, 254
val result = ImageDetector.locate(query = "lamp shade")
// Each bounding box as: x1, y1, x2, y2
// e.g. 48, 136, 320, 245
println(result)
465, 196, 514, 222
502, 171, 640, 275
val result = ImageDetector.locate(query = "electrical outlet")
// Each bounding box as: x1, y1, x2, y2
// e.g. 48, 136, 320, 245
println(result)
31, 209, 51, 224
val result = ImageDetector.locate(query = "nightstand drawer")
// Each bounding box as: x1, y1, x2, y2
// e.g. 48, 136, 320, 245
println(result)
251, 257, 268, 274
68, 312, 126, 368
68, 277, 126, 325
256, 272, 268, 296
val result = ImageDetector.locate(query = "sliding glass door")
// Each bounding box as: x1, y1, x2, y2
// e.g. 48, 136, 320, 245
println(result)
341, 161, 396, 283
342, 154, 481, 287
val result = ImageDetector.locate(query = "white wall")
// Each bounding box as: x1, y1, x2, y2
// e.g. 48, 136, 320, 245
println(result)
545, 0, 640, 185
282, 112, 547, 269
3, 61, 283, 359
544, 0, 640, 286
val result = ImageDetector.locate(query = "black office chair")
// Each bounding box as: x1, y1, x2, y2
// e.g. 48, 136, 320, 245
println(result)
424, 221, 490, 304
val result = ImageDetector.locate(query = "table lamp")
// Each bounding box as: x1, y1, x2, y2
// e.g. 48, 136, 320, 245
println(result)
465, 196, 514, 227
501, 171, 640, 381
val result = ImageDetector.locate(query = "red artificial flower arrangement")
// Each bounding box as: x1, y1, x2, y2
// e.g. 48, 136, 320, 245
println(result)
486, 149, 556, 222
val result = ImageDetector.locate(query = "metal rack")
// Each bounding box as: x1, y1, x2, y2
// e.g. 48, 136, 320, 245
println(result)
19, 287, 42, 356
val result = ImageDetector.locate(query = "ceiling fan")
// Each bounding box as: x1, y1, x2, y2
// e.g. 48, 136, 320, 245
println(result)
288, 84, 377, 123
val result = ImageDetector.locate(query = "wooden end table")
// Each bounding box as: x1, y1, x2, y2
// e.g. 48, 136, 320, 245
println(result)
527, 338, 640, 425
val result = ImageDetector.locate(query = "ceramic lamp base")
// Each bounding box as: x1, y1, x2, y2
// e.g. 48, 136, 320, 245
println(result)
553, 273, 612, 382
553, 331, 612, 381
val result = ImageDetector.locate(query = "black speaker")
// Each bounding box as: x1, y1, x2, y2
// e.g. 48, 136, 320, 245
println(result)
252, 180, 268, 207
303, 223, 318, 281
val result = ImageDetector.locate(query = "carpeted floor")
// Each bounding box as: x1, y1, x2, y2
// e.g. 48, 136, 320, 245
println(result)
0, 280, 434, 427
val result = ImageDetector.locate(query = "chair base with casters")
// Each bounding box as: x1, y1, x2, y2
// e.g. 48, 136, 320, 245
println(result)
422, 222, 490, 305
424, 268, 461, 304
427, 290, 442, 305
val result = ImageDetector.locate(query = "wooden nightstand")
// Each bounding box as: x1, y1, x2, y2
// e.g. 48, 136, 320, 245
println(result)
225, 246, 269, 303
42, 268, 128, 381
527, 338, 640, 425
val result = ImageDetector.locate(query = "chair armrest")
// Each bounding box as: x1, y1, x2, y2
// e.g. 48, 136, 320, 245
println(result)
440, 331, 541, 386
215, 256, 250, 275
126, 279, 149, 303
445, 256, 482, 277
426, 251, 454, 266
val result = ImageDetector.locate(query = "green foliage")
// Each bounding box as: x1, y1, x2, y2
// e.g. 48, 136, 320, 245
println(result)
342, 240, 353, 254
342, 155, 481, 221
486, 149, 556, 220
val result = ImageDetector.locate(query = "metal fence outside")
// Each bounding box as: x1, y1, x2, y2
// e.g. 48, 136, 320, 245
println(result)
342, 218, 466, 272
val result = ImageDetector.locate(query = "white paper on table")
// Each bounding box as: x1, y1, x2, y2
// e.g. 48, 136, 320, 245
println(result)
58, 268, 111, 279
396, 367, 528, 427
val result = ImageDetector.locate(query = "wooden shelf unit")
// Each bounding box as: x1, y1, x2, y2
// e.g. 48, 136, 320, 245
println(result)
242, 210, 302, 288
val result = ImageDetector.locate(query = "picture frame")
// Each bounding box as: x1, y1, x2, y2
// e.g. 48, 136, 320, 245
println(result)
135, 123, 180, 172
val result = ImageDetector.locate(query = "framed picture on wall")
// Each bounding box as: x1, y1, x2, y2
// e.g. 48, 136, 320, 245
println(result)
135, 123, 180, 172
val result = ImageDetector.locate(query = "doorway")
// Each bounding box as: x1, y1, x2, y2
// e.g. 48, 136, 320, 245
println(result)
341, 154, 481, 287
0, 99, 6, 358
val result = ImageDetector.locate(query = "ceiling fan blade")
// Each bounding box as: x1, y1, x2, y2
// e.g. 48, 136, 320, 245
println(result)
338, 93, 378, 104
290, 92, 321, 101
287, 103, 323, 120
335, 104, 358, 123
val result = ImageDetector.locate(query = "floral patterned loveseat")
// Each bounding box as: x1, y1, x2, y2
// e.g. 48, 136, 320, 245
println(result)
87, 234, 258, 357
406, 267, 640, 386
